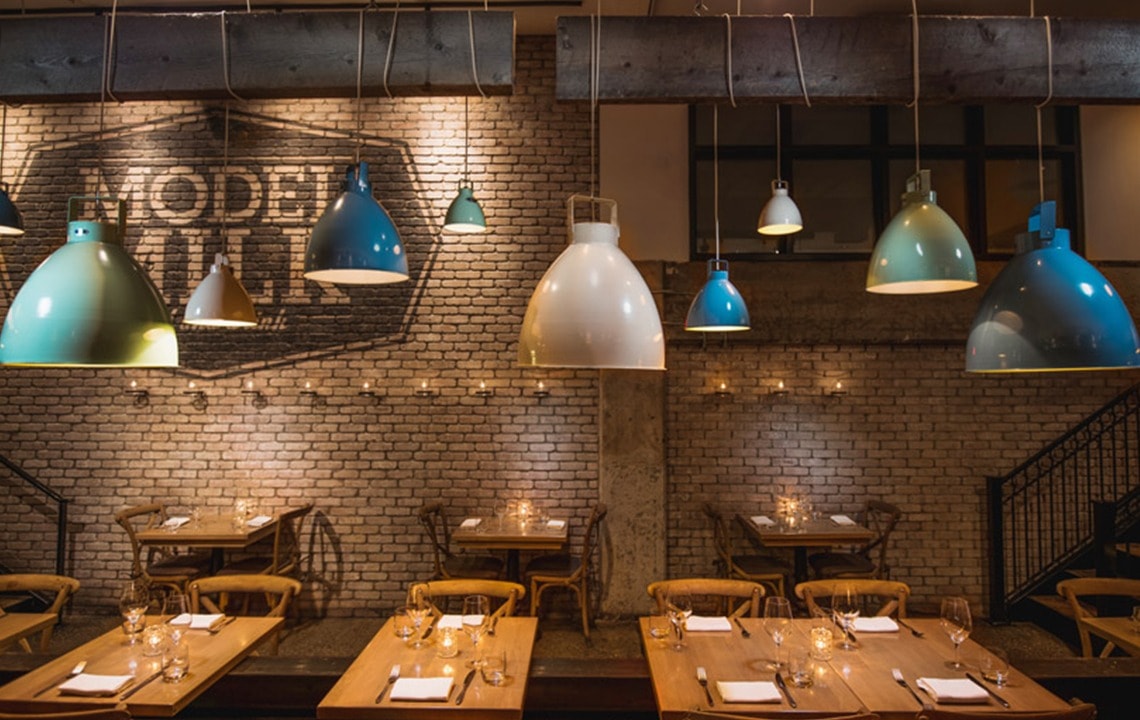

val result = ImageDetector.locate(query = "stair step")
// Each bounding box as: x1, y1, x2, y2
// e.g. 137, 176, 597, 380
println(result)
1066, 567, 1098, 579
1027, 594, 1097, 620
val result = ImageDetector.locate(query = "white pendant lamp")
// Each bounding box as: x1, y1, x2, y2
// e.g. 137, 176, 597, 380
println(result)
0, 105, 24, 236
757, 107, 802, 236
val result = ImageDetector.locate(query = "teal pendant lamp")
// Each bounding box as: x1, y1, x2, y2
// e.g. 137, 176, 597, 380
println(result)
0, 106, 24, 236
686, 105, 750, 332
0, 197, 179, 367
444, 185, 486, 234
966, 201, 1140, 373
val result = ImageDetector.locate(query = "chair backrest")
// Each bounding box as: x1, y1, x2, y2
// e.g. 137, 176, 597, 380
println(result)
270, 503, 314, 575
916, 703, 1096, 720
647, 578, 767, 618
0, 573, 81, 652
858, 500, 902, 573
1057, 577, 1140, 657
408, 579, 526, 620
113, 503, 168, 578
682, 711, 881, 720
702, 503, 733, 574
416, 502, 453, 577
794, 579, 911, 618
576, 503, 608, 575
189, 574, 302, 618
0, 703, 132, 720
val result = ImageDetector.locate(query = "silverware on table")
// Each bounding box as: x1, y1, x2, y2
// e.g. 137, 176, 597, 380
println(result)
32, 660, 87, 698
774, 672, 797, 708
896, 618, 925, 638
455, 669, 477, 705
119, 669, 164, 700
488, 614, 500, 637
966, 671, 1011, 708
832, 614, 857, 644
695, 666, 714, 707
891, 668, 928, 709
208, 616, 237, 634
374, 664, 400, 703
732, 618, 751, 638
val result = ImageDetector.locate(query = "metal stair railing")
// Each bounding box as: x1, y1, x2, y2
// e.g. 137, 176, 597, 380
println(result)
987, 383, 1140, 622
0, 454, 69, 575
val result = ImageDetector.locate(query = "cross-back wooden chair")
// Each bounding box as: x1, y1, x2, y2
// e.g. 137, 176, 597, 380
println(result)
408, 579, 526, 621
647, 578, 767, 618
795, 579, 911, 619
525, 502, 607, 639
0, 703, 132, 720
0, 573, 80, 652
1057, 577, 1140, 657
219, 503, 314, 576
917, 703, 1096, 720
188, 574, 301, 655
416, 502, 504, 580
701, 503, 789, 598
809, 500, 902, 579
114, 503, 211, 593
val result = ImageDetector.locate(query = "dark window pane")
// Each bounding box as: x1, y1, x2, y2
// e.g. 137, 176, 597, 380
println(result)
985, 105, 1058, 145
694, 157, 778, 255
888, 106, 966, 146
693, 105, 775, 147
790, 107, 870, 145
984, 158, 1064, 254
788, 159, 875, 253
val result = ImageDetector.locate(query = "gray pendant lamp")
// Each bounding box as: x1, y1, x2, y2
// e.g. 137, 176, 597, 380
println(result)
866, 5, 976, 294
0, 105, 25, 236
444, 15, 488, 234
757, 107, 802, 236
185, 105, 257, 327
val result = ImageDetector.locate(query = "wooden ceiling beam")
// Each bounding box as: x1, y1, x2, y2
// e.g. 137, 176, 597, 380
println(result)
556, 15, 1140, 104
0, 10, 514, 102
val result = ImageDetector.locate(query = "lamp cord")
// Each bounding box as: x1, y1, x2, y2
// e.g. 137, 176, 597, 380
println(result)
0, 104, 6, 182
785, 13, 811, 107
221, 12, 246, 102
907, 0, 920, 176
105, 0, 121, 104
723, 14, 736, 108
467, 11, 486, 99
355, 8, 366, 164
220, 103, 231, 254
1035, 15, 1053, 204
588, 0, 601, 207
774, 106, 782, 183
464, 10, 486, 187
382, 0, 401, 102
713, 104, 721, 262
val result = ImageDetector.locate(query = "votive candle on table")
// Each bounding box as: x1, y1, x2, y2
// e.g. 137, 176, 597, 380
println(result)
436, 626, 458, 658
142, 625, 166, 657
810, 626, 833, 660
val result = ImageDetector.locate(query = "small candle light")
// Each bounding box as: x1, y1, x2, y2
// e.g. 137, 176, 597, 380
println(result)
142, 625, 166, 657
474, 380, 493, 397
532, 381, 550, 398
436, 626, 458, 658
415, 380, 436, 397
714, 381, 731, 397
810, 626, 833, 660
125, 380, 149, 405
301, 381, 317, 396
772, 380, 789, 396
829, 380, 848, 396
188, 381, 196, 391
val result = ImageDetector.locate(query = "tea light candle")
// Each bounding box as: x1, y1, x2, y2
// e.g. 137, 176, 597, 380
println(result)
810, 626, 833, 660
142, 625, 166, 657
436, 626, 458, 658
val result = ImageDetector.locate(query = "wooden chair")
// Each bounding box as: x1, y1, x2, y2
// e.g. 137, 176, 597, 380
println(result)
702, 503, 789, 598
114, 503, 211, 593
647, 578, 767, 618
408, 579, 526, 621
795, 579, 911, 619
416, 502, 504, 580
683, 712, 880, 720
0, 573, 79, 652
916, 703, 1096, 720
524, 502, 607, 639
0, 704, 132, 720
218, 503, 314, 576
1057, 577, 1140, 657
808, 500, 902, 579
188, 574, 301, 655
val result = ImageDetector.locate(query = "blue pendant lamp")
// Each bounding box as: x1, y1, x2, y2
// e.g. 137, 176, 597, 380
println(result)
686, 105, 750, 332
966, 201, 1140, 373
444, 25, 488, 235
0, 197, 178, 367
0, 106, 24, 236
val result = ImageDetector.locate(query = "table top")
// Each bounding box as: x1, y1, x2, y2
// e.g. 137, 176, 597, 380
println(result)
640, 617, 1070, 720
135, 514, 279, 549
739, 515, 876, 548
1082, 616, 1140, 656
318, 616, 538, 720
0, 613, 57, 652
452, 518, 568, 552
0, 615, 283, 717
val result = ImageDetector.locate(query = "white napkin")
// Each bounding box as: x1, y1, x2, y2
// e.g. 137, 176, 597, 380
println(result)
830, 514, 856, 526
247, 515, 272, 528
916, 678, 990, 704
547, 519, 566, 529
459, 518, 481, 529
715, 681, 781, 703
852, 616, 899, 633
437, 614, 476, 629
163, 516, 190, 529
389, 677, 454, 701
171, 613, 226, 630
685, 615, 733, 632
58, 673, 134, 697
751, 515, 775, 527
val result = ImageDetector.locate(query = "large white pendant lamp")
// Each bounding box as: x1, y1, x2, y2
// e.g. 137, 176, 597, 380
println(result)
519, 195, 664, 370
757, 107, 802, 236
0, 105, 24, 236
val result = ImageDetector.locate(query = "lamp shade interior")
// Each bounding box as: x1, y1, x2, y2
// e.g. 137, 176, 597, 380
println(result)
184, 252, 258, 327
685, 259, 750, 332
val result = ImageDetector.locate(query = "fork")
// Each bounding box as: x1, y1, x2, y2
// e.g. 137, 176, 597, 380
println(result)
896, 618, 925, 638
892, 668, 928, 709
374, 664, 401, 703
696, 666, 715, 707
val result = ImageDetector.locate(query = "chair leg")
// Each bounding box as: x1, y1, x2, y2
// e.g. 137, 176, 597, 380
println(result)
577, 582, 590, 640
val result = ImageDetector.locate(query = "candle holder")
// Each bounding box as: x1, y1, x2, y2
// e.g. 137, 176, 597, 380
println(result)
827, 381, 848, 397
531, 381, 550, 399
473, 381, 494, 398
300, 381, 319, 397
358, 382, 383, 403
241, 381, 268, 408
182, 382, 208, 411
770, 381, 790, 396
713, 382, 732, 398
124, 381, 150, 407
142, 624, 167, 657
436, 626, 459, 658
810, 625, 834, 660
414, 381, 437, 398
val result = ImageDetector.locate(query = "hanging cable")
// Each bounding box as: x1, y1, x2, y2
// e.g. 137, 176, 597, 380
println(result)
105, 0, 122, 104
355, 8, 366, 164
0, 105, 6, 184
907, 0, 920, 176
220, 12, 246, 102
220, 103, 232, 254
785, 14, 811, 108
381, 0, 400, 101
467, 11, 486, 99
1035, 16, 1054, 204
713, 104, 721, 261
723, 14, 736, 108
588, 0, 602, 204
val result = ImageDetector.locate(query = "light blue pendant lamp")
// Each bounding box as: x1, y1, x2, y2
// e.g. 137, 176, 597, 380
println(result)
444, 185, 486, 234
0, 106, 24, 236
966, 201, 1140, 373
686, 105, 750, 332
0, 197, 179, 367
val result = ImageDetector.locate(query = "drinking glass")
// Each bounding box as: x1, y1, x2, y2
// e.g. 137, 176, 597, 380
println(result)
480, 651, 507, 686
406, 603, 433, 649
393, 605, 415, 639
940, 596, 973, 669
763, 596, 793, 668
665, 594, 692, 651
462, 594, 491, 667
162, 636, 190, 683
832, 584, 861, 651
161, 592, 190, 643
119, 580, 150, 644
979, 648, 1010, 686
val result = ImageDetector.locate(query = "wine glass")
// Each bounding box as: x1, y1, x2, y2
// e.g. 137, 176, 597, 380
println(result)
832, 584, 861, 651
162, 592, 190, 643
119, 580, 150, 644
665, 594, 692, 651
940, 596, 973, 669
763, 596, 793, 668
462, 595, 491, 667
406, 600, 433, 649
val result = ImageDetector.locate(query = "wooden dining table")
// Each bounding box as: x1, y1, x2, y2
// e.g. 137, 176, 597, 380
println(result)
136, 514, 280, 572
739, 515, 876, 585
1080, 616, 1140, 657
318, 616, 539, 720
0, 615, 282, 716
640, 616, 1071, 720
452, 517, 569, 582
0, 613, 57, 652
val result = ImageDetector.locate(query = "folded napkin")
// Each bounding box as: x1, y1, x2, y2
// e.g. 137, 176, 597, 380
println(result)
715, 681, 781, 703
685, 615, 733, 632
247, 515, 272, 528
547, 519, 566, 529
170, 613, 226, 630
389, 677, 453, 702
830, 514, 856, 526
852, 616, 899, 633
436, 614, 471, 629
916, 678, 990, 704
459, 518, 481, 529
750, 515, 775, 527
163, 516, 190, 529
58, 673, 134, 697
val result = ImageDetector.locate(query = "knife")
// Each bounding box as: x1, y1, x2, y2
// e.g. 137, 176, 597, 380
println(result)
966, 672, 1011, 708
454, 669, 477, 705
732, 618, 751, 638
831, 614, 857, 644
774, 672, 797, 708
119, 669, 164, 700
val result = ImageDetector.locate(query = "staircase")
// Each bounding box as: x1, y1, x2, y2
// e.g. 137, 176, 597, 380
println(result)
987, 383, 1140, 623
0, 453, 69, 577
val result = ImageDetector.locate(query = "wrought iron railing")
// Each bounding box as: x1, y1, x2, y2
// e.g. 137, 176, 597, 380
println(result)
987, 383, 1140, 622
0, 453, 69, 575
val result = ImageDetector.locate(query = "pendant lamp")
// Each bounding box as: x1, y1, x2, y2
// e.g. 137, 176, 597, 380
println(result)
757, 108, 802, 236
518, 195, 664, 370
686, 105, 749, 332
0, 106, 24, 236
0, 197, 179, 367
444, 19, 488, 235
966, 201, 1140, 373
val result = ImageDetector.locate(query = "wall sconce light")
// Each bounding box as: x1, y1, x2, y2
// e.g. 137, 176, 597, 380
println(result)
770, 380, 790, 396
827, 381, 848, 397
125, 380, 150, 407
358, 381, 383, 403
241, 379, 267, 408
299, 380, 325, 406
531, 381, 550, 399
415, 380, 437, 398
473, 380, 494, 398
713, 381, 732, 398
182, 380, 207, 411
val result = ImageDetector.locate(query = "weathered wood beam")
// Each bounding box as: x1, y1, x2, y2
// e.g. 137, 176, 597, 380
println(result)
556, 15, 1140, 104
0, 10, 514, 102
